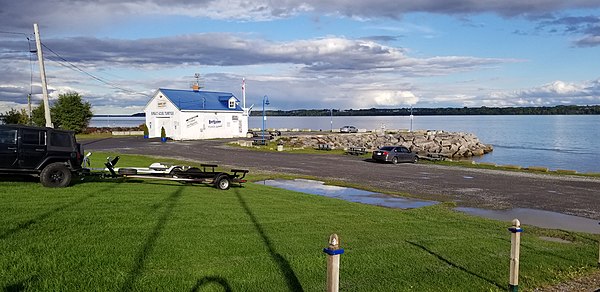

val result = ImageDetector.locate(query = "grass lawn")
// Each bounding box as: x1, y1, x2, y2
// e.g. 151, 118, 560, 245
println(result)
0, 155, 598, 291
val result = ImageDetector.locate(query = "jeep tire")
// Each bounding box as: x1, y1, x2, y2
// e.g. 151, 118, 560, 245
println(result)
40, 162, 73, 188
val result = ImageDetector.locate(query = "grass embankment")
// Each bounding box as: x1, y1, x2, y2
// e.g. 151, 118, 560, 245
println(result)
1, 155, 598, 291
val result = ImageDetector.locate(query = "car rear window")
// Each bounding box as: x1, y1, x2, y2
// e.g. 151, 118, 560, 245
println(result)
379, 146, 394, 151
50, 132, 72, 147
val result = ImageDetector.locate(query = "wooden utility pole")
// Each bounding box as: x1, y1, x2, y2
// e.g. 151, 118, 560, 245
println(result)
33, 23, 52, 128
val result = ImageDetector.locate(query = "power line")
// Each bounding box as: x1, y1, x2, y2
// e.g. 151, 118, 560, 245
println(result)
40, 42, 151, 97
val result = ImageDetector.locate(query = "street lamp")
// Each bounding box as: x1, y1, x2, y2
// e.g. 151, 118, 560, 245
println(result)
262, 95, 270, 141
409, 106, 414, 132
330, 108, 333, 132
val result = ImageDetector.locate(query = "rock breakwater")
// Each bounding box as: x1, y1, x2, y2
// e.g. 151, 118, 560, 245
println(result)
278, 130, 493, 158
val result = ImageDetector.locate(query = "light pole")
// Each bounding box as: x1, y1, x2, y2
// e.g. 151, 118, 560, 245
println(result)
262, 95, 270, 141
330, 108, 333, 132
409, 106, 414, 132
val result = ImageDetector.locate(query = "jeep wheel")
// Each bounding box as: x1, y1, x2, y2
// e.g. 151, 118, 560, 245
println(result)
40, 162, 72, 188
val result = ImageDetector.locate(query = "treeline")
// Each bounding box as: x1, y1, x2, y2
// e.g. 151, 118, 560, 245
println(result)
251, 105, 600, 116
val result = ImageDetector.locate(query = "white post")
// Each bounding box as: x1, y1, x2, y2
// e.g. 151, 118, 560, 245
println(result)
33, 23, 52, 128
242, 78, 246, 110
508, 219, 522, 292
323, 233, 344, 292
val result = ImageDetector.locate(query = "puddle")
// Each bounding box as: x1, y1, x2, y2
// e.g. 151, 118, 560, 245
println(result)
257, 179, 436, 209
456, 207, 600, 234
256, 179, 599, 234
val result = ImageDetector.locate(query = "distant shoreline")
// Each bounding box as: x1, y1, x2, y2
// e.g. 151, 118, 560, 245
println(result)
92, 105, 600, 117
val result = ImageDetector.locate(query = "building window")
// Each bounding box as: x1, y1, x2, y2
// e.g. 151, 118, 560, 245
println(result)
228, 99, 236, 109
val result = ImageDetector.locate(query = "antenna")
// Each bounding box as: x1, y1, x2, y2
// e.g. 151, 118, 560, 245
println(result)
191, 72, 204, 91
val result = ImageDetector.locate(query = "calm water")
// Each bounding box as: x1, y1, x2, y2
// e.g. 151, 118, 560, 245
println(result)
91, 115, 600, 173
249, 115, 600, 173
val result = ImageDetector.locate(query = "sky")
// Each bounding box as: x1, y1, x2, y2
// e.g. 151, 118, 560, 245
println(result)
1, 0, 600, 114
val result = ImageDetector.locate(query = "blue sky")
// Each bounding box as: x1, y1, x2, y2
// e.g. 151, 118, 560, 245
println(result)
1, 1, 599, 114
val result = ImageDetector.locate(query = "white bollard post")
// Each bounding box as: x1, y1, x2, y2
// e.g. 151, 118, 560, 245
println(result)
323, 233, 344, 292
508, 219, 523, 292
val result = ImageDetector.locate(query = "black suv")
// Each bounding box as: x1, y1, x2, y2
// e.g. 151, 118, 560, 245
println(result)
0, 124, 84, 187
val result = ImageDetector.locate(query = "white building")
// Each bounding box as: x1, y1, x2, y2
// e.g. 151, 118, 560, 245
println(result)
144, 88, 248, 140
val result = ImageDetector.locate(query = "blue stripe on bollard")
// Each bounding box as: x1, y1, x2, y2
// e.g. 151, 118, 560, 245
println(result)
323, 248, 345, 255
508, 227, 523, 233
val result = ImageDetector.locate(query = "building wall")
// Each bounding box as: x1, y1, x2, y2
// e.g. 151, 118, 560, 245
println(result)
180, 111, 245, 139
144, 93, 179, 139
144, 91, 247, 140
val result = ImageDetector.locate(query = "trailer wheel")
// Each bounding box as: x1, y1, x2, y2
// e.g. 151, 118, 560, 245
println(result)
40, 162, 72, 188
214, 175, 231, 190
118, 168, 137, 175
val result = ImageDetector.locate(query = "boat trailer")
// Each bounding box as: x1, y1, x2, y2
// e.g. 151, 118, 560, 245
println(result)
85, 155, 248, 190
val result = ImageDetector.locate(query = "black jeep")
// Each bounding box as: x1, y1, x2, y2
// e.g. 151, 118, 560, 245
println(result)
0, 124, 84, 187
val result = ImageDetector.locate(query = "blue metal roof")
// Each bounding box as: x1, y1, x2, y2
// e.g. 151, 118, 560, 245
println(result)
158, 88, 242, 111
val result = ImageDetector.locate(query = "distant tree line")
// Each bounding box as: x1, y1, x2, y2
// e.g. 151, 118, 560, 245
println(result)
0, 92, 93, 133
251, 105, 600, 116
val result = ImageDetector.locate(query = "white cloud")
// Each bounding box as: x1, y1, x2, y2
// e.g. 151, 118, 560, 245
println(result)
369, 90, 419, 106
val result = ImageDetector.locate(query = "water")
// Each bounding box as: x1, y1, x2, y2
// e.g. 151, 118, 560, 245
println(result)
456, 207, 600, 234
89, 116, 145, 128
257, 179, 436, 209
90, 115, 600, 173
259, 179, 599, 234
250, 115, 600, 173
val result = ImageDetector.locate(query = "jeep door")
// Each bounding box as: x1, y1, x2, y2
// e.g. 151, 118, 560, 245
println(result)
0, 127, 18, 168
18, 128, 47, 169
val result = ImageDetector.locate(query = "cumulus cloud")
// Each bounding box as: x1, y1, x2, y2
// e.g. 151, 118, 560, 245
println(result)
482, 79, 600, 106
369, 90, 419, 106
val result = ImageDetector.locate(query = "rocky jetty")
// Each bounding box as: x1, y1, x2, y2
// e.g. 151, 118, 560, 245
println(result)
278, 130, 493, 158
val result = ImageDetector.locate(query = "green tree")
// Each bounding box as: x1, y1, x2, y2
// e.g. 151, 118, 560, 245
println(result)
31, 103, 47, 127
1, 108, 24, 124
51, 92, 93, 133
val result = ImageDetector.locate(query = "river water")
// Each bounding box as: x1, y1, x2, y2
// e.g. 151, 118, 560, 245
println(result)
90, 115, 600, 173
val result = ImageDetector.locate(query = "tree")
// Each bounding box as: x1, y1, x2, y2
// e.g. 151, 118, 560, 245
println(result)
31, 103, 47, 126
1, 108, 30, 125
51, 92, 93, 133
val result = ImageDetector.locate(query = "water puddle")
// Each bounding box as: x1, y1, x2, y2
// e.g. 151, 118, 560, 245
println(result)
256, 179, 599, 234
257, 179, 436, 209
456, 207, 600, 234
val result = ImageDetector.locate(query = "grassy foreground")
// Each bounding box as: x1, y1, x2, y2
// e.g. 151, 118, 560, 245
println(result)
0, 155, 598, 291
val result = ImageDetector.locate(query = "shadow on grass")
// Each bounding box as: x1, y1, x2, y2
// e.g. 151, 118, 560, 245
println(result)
234, 189, 304, 292
190, 276, 232, 292
121, 186, 184, 292
0, 184, 118, 240
405, 240, 504, 290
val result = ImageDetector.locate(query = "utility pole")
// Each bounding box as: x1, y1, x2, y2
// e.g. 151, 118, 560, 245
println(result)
33, 23, 52, 128
27, 94, 32, 125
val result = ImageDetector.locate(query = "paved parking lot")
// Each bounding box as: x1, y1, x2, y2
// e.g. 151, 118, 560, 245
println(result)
83, 136, 600, 220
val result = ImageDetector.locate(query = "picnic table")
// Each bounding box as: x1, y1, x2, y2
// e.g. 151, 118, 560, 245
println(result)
346, 146, 366, 155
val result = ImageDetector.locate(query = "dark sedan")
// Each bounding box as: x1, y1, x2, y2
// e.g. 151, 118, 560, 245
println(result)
372, 146, 418, 164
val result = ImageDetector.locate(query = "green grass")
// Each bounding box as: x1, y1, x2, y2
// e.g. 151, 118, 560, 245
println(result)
1, 155, 598, 291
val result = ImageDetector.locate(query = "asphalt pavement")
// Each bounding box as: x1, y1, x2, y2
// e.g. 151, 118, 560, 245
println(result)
82, 136, 600, 220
